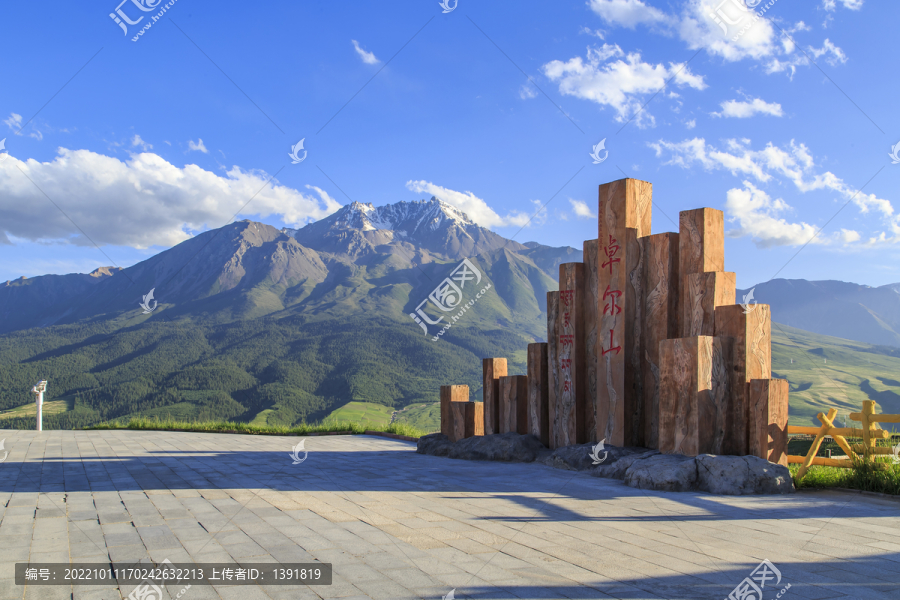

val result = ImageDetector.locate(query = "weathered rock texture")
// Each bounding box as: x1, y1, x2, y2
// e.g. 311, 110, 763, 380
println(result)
640, 232, 679, 450
749, 378, 789, 466
482, 358, 507, 435
597, 178, 652, 447
557, 263, 585, 446
527, 342, 550, 447
583, 239, 600, 444
417, 433, 794, 495
440, 385, 468, 438
465, 401, 484, 439
499, 375, 528, 435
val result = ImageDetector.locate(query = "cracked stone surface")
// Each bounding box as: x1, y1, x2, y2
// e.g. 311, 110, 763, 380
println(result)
0, 429, 897, 600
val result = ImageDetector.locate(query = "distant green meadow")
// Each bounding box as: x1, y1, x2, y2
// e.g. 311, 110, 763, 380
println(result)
87, 416, 425, 439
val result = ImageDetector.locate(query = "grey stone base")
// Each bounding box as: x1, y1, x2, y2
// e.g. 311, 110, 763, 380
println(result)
416, 433, 795, 495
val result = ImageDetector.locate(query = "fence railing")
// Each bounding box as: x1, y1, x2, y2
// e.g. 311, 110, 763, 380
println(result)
788, 401, 899, 480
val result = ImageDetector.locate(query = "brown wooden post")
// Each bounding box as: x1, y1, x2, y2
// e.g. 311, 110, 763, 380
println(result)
678, 208, 725, 337
547, 291, 561, 448
707, 336, 733, 455
449, 402, 467, 442
527, 342, 550, 447
682, 271, 736, 337
583, 239, 600, 444
597, 178, 652, 447
862, 400, 876, 458
465, 402, 484, 438
748, 379, 789, 466
714, 304, 772, 455
500, 375, 528, 434
640, 232, 679, 450
796, 408, 837, 480
659, 336, 729, 456
557, 263, 585, 445
440, 385, 469, 437
482, 358, 507, 435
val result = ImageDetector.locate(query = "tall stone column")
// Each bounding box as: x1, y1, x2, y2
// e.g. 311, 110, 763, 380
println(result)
482, 358, 507, 435
527, 342, 550, 447
678, 208, 725, 338
583, 239, 600, 444
441, 385, 469, 438
557, 263, 586, 445
500, 375, 528, 434
658, 336, 731, 456
640, 232, 679, 450
749, 378, 789, 466
715, 304, 772, 455
597, 178, 652, 447
547, 291, 562, 448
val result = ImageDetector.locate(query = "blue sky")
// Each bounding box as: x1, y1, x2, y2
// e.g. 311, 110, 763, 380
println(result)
0, 0, 897, 289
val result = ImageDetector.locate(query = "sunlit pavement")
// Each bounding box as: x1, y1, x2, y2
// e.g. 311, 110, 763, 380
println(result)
0, 430, 898, 600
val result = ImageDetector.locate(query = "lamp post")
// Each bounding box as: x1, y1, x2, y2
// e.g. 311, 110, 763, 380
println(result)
32, 381, 47, 432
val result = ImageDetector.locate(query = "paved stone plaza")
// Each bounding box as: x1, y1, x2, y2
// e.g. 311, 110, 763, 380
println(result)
0, 430, 898, 600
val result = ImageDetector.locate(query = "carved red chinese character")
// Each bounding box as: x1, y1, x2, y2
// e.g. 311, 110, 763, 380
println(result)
563, 379, 571, 392
560, 290, 575, 307
602, 234, 620, 274
602, 285, 622, 316
559, 334, 574, 347
563, 311, 571, 328
560, 358, 572, 371
601, 328, 621, 356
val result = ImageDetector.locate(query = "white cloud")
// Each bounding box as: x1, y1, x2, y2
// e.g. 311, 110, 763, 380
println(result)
4, 112, 43, 140
528, 199, 548, 227
0, 148, 342, 248
541, 44, 706, 126
569, 199, 596, 219
587, 0, 667, 28
651, 137, 900, 244
4, 113, 23, 131
580, 26, 606, 39
808, 39, 848, 65
587, 0, 848, 78
712, 97, 784, 118
405, 180, 531, 228
766, 39, 848, 78
724, 181, 825, 248
519, 83, 538, 99
838, 228, 861, 243
678, 0, 781, 62
823, 0, 864, 10
351, 40, 379, 65
685, 118, 696, 129
131, 134, 153, 151
187, 138, 208, 153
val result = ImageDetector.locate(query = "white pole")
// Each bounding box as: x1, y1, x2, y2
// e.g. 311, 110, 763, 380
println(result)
36, 390, 42, 432
32, 381, 47, 432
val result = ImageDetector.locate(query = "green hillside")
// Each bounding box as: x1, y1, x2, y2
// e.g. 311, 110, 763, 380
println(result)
772, 322, 900, 427
0, 312, 531, 430
2, 314, 899, 432
326, 401, 394, 426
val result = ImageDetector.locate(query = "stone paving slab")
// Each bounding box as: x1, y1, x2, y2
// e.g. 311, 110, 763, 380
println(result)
0, 430, 898, 599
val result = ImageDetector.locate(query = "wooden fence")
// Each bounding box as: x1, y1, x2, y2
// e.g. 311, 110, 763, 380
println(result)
788, 400, 900, 480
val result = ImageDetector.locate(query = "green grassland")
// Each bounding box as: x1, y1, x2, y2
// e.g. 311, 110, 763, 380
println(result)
0, 397, 73, 420
391, 402, 440, 433
325, 401, 394, 426
771, 322, 900, 426
87, 416, 425, 438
